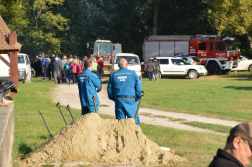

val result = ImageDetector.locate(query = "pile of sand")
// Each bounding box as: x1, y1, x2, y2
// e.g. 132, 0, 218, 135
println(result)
20, 113, 184, 166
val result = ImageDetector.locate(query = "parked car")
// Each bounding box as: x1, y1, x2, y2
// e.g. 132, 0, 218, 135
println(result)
231, 56, 252, 71
18, 53, 32, 83
180, 55, 201, 65
112, 53, 142, 81
152, 56, 207, 79
0, 54, 10, 82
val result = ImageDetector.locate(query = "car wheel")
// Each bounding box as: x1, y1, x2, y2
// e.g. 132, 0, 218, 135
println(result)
188, 70, 198, 79
207, 63, 221, 75
248, 64, 252, 71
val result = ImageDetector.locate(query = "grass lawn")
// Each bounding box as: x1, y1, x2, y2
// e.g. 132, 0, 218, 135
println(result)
11, 72, 252, 166
141, 71, 252, 122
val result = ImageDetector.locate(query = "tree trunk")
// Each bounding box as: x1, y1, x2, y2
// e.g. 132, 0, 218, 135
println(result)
245, 33, 252, 50
152, 0, 159, 35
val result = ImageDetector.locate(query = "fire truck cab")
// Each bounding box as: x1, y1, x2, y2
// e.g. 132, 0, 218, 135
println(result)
143, 35, 240, 75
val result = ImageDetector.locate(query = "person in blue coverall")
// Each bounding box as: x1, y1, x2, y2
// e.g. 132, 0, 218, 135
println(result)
107, 58, 142, 125
78, 59, 102, 115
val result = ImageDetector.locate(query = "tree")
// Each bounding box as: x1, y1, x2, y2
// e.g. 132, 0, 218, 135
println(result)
208, 0, 252, 36
207, 0, 252, 52
17, 0, 68, 54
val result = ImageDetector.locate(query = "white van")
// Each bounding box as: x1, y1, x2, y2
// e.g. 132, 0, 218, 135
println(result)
18, 53, 32, 83
0, 54, 10, 82
112, 53, 142, 81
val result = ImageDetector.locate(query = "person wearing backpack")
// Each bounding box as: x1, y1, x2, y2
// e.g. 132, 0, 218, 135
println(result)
64, 59, 71, 85
70, 59, 80, 85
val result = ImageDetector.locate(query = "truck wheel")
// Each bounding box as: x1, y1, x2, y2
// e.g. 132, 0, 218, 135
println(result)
248, 64, 252, 71
207, 63, 221, 75
188, 70, 198, 79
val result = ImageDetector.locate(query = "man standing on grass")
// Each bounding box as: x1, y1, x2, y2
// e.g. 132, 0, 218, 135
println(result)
107, 58, 142, 125
145, 58, 155, 81
208, 122, 252, 167
78, 59, 102, 115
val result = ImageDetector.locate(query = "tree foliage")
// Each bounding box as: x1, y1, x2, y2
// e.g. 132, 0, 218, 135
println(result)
208, 0, 252, 36
2, 0, 252, 56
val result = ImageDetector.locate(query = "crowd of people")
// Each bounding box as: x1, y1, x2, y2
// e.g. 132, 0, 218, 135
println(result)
30, 52, 104, 84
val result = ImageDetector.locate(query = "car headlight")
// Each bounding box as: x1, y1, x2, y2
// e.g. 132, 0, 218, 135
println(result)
18, 68, 26, 72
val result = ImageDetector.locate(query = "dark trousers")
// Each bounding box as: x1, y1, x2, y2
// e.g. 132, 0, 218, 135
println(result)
43, 68, 51, 80
147, 72, 153, 81
35, 68, 40, 77
72, 73, 78, 84
61, 71, 65, 83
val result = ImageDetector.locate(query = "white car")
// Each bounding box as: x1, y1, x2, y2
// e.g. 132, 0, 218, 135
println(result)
112, 53, 142, 81
18, 53, 32, 83
231, 56, 252, 71
153, 56, 207, 79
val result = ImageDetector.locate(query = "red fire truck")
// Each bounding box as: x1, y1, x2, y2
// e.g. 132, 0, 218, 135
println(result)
143, 35, 240, 74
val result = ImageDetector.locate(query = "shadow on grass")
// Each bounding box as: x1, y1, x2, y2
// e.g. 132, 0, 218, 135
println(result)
224, 86, 252, 91
39, 135, 50, 140
18, 142, 33, 155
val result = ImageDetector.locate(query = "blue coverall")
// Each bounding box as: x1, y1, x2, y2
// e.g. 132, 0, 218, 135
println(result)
107, 67, 142, 125
78, 68, 102, 115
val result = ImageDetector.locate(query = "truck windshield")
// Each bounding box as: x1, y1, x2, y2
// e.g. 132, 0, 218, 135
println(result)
225, 43, 239, 51
224, 40, 239, 51
94, 42, 112, 56
114, 56, 140, 65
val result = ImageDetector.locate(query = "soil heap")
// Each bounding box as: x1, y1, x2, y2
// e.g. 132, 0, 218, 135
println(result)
20, 113, 184, 166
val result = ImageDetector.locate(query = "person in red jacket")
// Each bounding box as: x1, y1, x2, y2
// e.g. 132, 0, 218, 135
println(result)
70, 59, 80, 85
96, 57, 104, 80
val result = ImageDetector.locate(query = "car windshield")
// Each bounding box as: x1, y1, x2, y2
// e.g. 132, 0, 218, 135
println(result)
114, 56, 140, 65
18, 55, 25, 63
240, 55, 248, 60
171, 58, 190, 65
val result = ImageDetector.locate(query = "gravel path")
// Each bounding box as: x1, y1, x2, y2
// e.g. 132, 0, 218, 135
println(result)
51, 83, 240, 135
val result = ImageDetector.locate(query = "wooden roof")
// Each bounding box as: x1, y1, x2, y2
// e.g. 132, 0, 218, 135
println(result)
0, 15, 22, 51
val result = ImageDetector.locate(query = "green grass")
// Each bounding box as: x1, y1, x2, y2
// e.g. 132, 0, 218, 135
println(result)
184, 122, 232, 134
140, 123, 225, 167
141, 71, 252, 122
12, 72, 252, 166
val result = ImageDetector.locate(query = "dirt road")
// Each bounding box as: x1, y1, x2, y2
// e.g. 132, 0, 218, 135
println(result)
52, 83, 240, 135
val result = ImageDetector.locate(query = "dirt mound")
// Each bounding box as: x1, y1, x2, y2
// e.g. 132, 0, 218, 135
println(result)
20, 113, 184, 166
